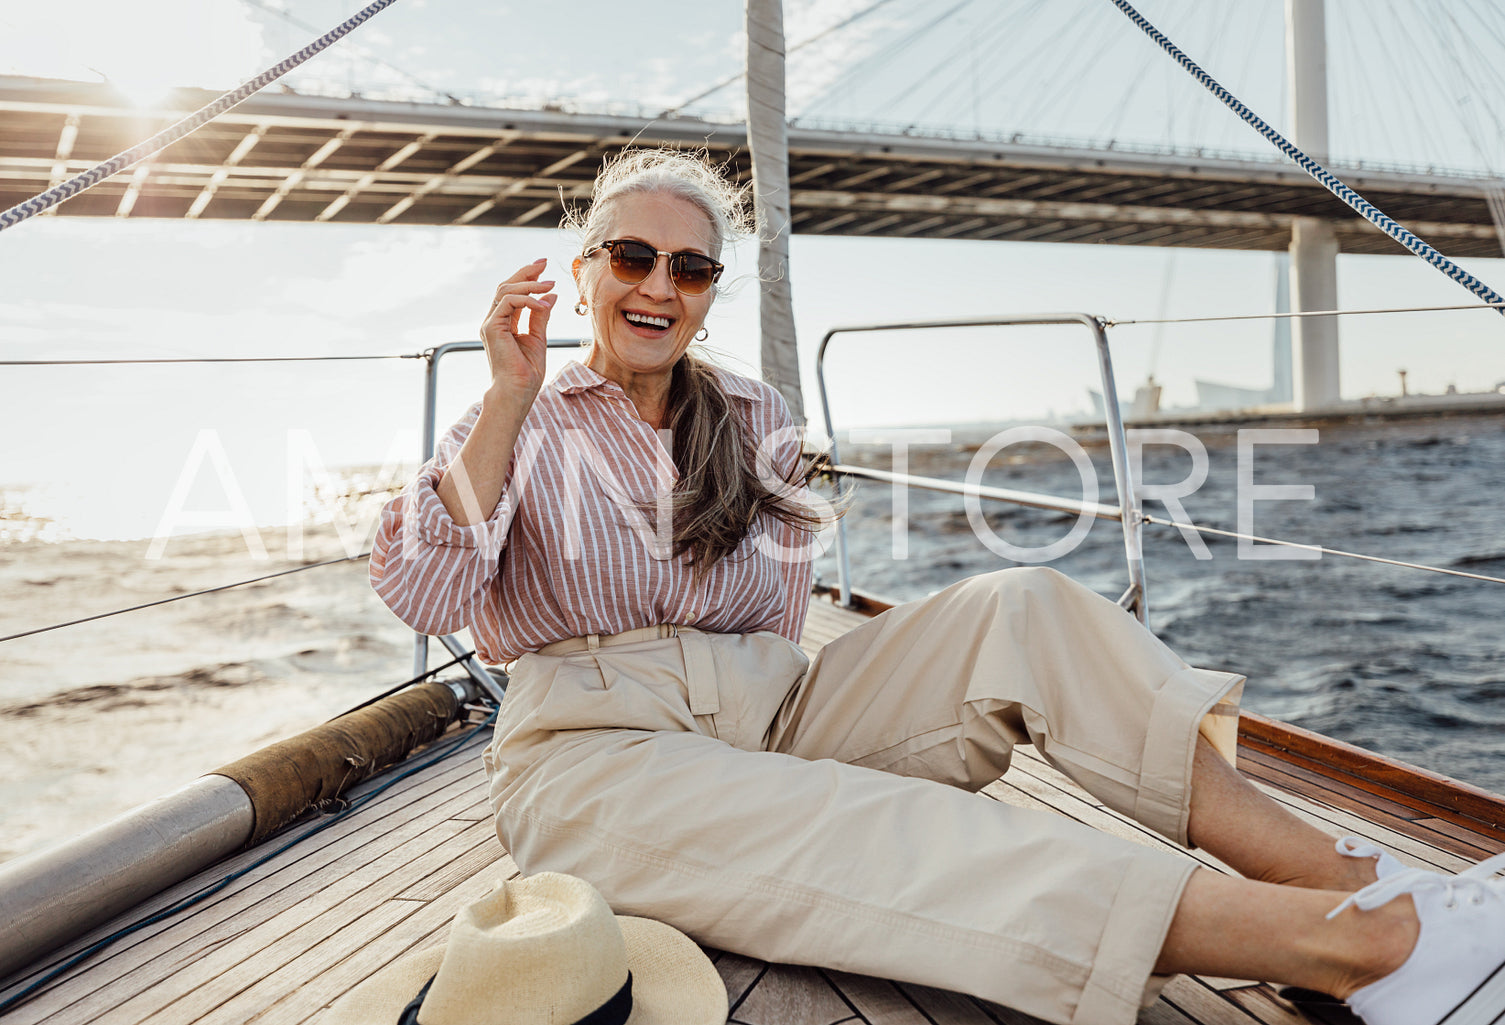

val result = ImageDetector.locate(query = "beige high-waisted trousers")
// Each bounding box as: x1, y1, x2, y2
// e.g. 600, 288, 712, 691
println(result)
482, 567, 1245, 1025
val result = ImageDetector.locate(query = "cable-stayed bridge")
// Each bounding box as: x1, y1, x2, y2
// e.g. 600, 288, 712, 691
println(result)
3, 75, 1501, 257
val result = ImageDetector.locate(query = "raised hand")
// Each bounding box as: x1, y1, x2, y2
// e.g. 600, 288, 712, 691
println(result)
480, 257, 558, 406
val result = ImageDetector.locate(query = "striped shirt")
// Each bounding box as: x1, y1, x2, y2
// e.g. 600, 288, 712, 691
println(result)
370, 360, 817, 664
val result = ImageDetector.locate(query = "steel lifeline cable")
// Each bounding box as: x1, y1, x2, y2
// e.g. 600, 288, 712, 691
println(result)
1105, 0, 1505, 315
0, 0, 401, 232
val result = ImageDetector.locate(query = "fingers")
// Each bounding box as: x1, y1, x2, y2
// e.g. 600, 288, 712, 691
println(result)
493, 258, 549, 299
492, 278, 554, 310
524, 292, 559, 340
482, 260, 557, 350
486, 292, 554, 331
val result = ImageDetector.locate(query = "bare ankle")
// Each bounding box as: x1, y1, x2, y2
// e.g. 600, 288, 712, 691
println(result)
1254, 850, 1380, 893
1324, 897, 1420, 1000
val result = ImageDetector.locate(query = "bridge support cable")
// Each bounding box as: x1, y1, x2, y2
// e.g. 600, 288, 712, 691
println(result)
1105, 0, 1505, 316
661, 0, 902, 118
0, 0, 401, 233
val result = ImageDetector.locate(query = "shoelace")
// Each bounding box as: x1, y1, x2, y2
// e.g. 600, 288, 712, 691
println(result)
1327, 851, 1505, 920
1337, 837, 1388, 861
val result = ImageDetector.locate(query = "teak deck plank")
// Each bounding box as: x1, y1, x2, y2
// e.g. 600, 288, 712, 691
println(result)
899, 981, 1012, 1024
243, 855, 521, 1025
6, 596, 1503, 1025
5, 760, 492, 1024
2, 753, 483, 1015
188, 838, 501, 1025
823, 970, 933, 1025
715, 951, 774, 1011
729, 964, 855, 1025
130, 829, 494, 1025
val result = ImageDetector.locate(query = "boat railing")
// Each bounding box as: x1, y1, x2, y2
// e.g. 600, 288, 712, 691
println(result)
412, 337, 587, 691
815, 314, 1147, 620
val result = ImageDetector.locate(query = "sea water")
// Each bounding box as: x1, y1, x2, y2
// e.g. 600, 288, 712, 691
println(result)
814, 414, 1505, 794
2, 412, 1501, 855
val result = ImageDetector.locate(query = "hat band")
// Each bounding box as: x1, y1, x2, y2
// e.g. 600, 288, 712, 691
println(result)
395, 972, 634, 1025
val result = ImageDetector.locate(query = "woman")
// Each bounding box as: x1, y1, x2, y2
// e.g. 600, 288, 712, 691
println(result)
371, 149, 1504, 1025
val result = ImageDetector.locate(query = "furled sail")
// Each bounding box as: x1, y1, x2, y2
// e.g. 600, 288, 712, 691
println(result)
745, 0, 805, 423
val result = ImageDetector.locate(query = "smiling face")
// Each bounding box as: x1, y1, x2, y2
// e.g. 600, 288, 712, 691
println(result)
573, 190, 718, 397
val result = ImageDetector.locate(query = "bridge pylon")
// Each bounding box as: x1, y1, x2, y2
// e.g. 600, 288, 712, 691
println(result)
1287, 0, 1341, 410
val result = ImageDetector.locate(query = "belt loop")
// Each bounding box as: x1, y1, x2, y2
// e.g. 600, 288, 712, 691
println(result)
679, 630, 719, 717
586, 634, 600, 652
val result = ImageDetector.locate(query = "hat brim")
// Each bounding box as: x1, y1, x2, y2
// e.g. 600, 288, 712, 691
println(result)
617, 917, 727, 1025
320, 916, 725, 1025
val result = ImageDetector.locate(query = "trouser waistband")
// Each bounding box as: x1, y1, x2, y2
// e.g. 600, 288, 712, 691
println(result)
536, 624, 688, 657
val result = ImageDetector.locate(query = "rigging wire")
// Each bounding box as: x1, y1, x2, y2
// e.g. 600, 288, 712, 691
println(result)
0, 551, 373, 644
1140, 515, 1505, 587
328, 650, 475, 720
0, 354, 422, 367
1104, 0, 1505, 313
0, 0, 401, 231
0, 705, 499, 1017
1105, 300, 1505, 327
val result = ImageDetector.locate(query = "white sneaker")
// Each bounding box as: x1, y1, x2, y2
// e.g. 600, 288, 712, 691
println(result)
1336, 836, 1406, 881
1328, 851, 1505, 1025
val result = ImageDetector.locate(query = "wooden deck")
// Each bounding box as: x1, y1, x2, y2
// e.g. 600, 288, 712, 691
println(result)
4, 596, 1502, 1025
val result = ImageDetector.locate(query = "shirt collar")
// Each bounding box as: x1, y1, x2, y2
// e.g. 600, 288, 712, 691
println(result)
550, 360, 614, 396
550, 359, 762, 402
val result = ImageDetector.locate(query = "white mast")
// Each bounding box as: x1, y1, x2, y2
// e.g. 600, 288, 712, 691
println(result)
745, 0, 805, 423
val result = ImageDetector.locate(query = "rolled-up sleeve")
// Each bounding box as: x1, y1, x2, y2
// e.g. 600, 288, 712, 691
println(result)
369, 402, 517, 636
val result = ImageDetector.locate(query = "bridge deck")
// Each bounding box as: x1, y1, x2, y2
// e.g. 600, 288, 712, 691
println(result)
2, 596, 1500, 1025
3, 76, 1500, 256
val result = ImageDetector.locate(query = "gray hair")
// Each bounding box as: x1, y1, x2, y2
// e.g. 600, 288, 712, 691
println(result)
565, 148, 752, 281
562, 148, 829, 579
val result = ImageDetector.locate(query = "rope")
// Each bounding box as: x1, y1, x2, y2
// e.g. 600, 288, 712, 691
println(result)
0, 0, 401, 232
328, 652, 473, 720
1141, 514, 1505, 586
0, 551, 372, 644
1105, 0, 1505, 315
1, 354, 422, 366
1106, 300, 1505, 327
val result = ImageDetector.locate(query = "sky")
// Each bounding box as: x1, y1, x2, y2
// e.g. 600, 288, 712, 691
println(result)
2, 0, 1504, 540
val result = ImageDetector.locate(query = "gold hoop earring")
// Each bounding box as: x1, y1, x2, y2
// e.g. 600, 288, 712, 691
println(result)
574, 299, 588, 316
695, 327, 709, 341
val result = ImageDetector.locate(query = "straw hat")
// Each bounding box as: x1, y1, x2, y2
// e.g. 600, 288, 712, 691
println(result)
321, 872, 726, 1025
